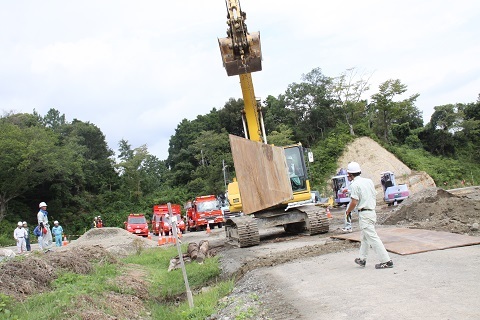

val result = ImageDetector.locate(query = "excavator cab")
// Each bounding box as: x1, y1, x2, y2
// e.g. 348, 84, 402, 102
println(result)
218, 0, 262, 76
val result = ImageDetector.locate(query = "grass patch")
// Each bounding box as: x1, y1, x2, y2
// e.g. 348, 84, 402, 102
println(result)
8, 246, 233, 319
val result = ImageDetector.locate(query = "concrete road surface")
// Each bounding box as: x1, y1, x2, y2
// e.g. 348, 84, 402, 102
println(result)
254, 244, 480, 320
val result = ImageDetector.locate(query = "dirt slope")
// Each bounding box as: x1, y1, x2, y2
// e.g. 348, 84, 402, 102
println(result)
337, 137, 436, 201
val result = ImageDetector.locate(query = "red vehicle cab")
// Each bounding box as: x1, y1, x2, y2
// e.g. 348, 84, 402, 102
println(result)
151, 204, 185, 236
124, 213, 149, 237
186, 195, 224, 231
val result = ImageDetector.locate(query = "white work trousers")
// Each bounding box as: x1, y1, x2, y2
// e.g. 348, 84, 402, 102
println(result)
16, 238, 26, 253
358, 210, 390, 263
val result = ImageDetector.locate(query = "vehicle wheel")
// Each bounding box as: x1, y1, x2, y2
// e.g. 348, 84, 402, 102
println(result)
182, 229, 186, 234
165, 231, 170, 236
217, 222, 223, 228
209, 223, 215, 230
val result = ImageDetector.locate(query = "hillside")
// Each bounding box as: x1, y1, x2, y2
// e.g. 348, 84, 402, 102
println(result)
336, 137, 436, 202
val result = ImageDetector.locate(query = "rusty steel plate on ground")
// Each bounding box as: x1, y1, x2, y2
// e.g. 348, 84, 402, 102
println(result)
332, 227, 480, 255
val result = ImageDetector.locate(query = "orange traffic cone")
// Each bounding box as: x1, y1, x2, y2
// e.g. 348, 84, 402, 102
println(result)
326, 207, 332, 219
158, 235, 166, 246
168, 234, 174, 243
206, 223, 211, 234
147, 233, 152, 240
177, 229, 182, 238
62, 235, 69, 246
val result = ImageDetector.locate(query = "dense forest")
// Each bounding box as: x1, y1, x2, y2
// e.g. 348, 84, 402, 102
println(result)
1, 67, 479, 243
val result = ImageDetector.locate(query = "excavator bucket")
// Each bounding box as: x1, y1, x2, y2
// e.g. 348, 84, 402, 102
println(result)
218, 31, 262, 76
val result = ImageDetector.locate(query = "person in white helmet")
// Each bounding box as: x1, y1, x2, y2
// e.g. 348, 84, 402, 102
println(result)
345, 162, 394, 269
23, 221, 31, 251
37, 201, 52, 250
14, 222, 27, 254
51, 220, 64, 247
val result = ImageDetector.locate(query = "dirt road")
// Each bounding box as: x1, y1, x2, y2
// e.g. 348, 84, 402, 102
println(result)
206, 189, 480, 320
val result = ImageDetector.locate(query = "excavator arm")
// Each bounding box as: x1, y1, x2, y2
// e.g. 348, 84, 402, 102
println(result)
219, 0, 264, 143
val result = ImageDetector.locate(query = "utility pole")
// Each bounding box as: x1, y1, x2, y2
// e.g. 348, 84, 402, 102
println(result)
168, 202, 194, 308
222, 159, 229, 190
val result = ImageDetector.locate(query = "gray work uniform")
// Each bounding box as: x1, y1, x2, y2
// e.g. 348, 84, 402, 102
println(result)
350, 175, 391, 263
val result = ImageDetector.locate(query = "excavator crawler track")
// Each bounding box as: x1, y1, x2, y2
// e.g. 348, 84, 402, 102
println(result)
225, 216, 260, 248
297, 205, 330, 235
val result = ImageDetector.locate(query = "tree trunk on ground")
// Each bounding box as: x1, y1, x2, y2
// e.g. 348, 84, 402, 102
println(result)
197, 240, 209, 263
188, 242, 199, 260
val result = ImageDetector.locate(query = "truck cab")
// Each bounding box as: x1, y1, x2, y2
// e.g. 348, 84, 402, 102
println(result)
124, 213, 149, 237
186, 195, 224, 231
151, 204, 185, 236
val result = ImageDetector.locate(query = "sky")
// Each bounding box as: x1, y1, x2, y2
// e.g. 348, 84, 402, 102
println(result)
1, 0, 479, 160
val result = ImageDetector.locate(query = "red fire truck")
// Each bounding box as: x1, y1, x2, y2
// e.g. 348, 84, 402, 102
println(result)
186, 195, 224, 231
151, 204, 185, 236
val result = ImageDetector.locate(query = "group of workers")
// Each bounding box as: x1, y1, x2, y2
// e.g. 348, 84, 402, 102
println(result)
92, 216, 104, 228
13, 201, 65, 254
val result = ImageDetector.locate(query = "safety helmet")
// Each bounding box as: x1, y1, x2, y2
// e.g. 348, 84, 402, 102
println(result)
39, 202, 47, 208
54, 220, 59, 224
18, 221, 23, 226
23, 221, 27, 225
346, 162, 362, 174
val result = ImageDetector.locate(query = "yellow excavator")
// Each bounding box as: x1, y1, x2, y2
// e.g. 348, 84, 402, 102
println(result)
218, 0, 329, 247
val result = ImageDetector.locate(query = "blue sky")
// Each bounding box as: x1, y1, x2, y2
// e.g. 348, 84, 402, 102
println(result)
1, 0, 479, 160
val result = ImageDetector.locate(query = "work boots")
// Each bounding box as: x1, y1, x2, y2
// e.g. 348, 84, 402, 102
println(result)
375, 260, 394, 269
354, 258, 366, 267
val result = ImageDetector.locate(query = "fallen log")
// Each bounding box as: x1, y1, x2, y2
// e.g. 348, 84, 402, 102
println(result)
167, 240, 215, 271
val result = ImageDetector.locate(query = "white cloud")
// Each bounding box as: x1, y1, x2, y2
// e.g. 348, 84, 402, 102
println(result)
1, 0, 479, 160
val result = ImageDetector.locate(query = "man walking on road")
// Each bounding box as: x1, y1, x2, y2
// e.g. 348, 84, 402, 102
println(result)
345, 161, 393, 269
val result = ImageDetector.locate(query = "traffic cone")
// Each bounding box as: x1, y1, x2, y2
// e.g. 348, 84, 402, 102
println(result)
206, 223, 211, 234
168, 234, 174, 243
326, 207, 333, 219
177, 228, 182, 238
158, 235, 166, 246
147, 233, 152, 240
62, 235, 69, 246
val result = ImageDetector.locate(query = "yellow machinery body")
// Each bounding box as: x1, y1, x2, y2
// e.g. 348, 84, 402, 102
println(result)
219, 0, 329, 247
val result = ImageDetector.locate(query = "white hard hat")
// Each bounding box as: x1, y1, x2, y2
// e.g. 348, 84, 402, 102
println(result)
54, 220, 59, 224
347, 162, 362, 174
18, 221, 23, 226
23, 221, 27, 225
39, 202, 47, 208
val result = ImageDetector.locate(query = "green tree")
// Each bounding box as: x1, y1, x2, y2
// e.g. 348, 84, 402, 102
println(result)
370, 79, 421, 142
0, 120, 60, 221
187, 129, 232, 196
283, 68, 335, 145
328, 68, 371, 136
267, 124, 295, 146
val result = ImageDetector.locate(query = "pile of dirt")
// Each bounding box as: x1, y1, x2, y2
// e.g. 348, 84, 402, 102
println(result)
0, 245, 116, 300
380, 187, 480, 236
337, 137, 436, 201
65, 227, 157, 256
